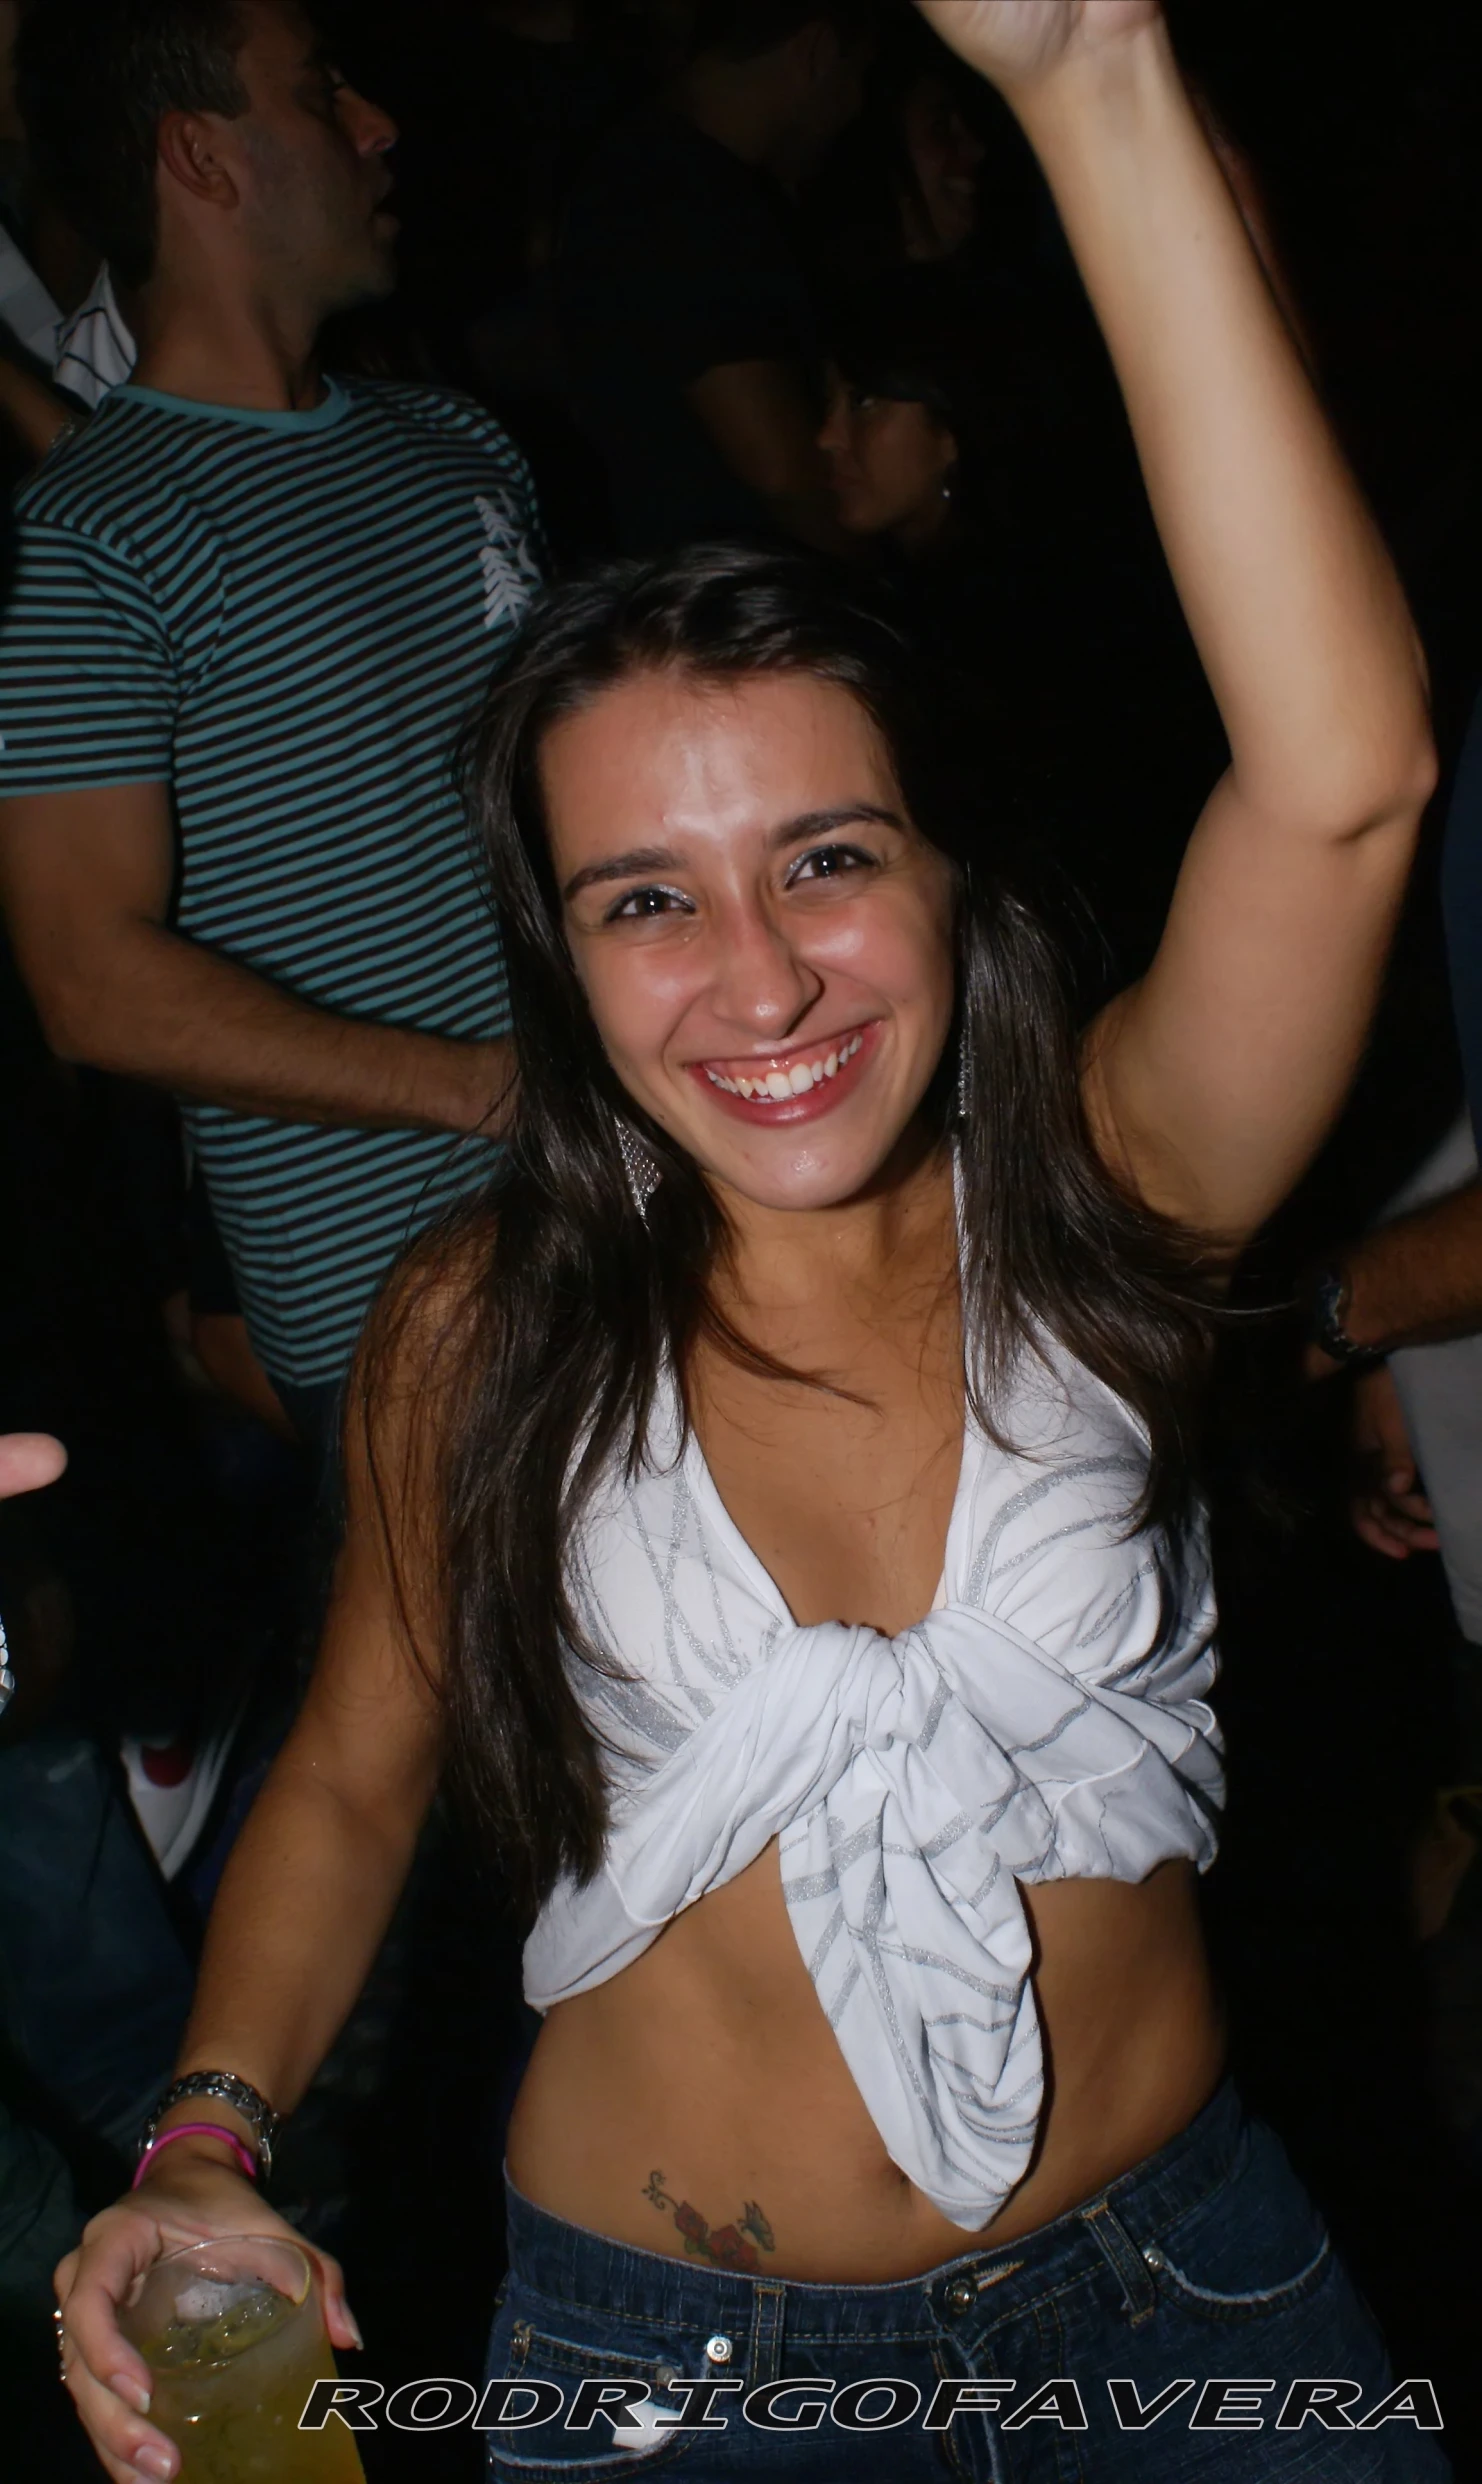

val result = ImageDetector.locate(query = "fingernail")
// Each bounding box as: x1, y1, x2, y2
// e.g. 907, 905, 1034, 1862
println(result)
345, 2312, 364, 2351
110, 2373, 151, 2415
134, 2451, 175, 2482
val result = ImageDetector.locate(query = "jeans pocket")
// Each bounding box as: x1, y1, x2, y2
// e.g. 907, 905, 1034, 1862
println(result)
1146, 2228, 1333, 2324
1142, 2114, 1336, 2326
485, 2300, 715, 2480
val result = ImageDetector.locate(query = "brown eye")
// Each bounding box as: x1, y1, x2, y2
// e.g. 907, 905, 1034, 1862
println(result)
605, 884, 692, 923
788, 844, 874, 885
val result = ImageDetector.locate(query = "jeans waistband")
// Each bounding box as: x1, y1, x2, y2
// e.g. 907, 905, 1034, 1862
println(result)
503, 2076, 1245, 2345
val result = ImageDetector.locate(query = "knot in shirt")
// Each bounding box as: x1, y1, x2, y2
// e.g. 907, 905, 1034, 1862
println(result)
524, 1342, 1222, 2229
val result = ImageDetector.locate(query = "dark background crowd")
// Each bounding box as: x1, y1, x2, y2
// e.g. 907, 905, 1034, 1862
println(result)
4, 0, 1482, 2475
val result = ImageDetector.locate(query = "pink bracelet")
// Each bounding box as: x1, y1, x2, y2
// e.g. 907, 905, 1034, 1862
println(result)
132, 2122, 259, 2189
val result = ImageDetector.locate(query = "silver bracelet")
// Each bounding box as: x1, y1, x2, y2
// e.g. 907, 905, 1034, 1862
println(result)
142, 2072, 281, 2183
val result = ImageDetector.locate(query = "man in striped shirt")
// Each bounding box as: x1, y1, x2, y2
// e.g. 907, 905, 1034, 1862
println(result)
0, 0, 541, 1451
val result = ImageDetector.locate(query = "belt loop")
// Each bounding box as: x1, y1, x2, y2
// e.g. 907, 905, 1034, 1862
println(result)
1080, 2200, 1158, 2327
747, 2281, 786, 2389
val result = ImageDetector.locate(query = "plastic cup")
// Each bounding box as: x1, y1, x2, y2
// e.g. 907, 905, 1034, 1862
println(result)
116, 2234, 366, 2483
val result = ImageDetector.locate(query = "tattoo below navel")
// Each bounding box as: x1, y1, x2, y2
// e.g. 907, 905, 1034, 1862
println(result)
642, 2172, 777, 2272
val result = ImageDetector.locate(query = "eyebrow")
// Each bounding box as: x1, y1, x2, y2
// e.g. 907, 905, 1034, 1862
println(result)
559, 803, 906, 902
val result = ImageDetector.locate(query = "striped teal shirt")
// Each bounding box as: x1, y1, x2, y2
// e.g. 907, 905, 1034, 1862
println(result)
0, 376, 541, 1385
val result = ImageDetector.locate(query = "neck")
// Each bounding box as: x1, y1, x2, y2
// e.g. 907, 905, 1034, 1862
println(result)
668, 57, 799, 179
891, 494, 954, 558
130, 269, 326, 412
713, 1123, 954, 1319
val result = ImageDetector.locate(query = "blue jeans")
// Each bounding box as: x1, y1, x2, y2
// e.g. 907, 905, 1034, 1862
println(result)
0, 1736, 192, 2159
483, 2083, 1452, 2481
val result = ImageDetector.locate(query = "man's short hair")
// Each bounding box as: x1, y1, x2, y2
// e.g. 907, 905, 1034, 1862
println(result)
688, 0, 883, 64
16, 0, 253, 291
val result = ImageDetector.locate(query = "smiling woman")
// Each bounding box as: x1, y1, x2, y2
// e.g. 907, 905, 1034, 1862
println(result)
542, 662, 958, 1208
53, 5, 1449, 2482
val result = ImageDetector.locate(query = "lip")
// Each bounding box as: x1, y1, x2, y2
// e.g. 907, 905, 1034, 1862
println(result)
684, 1021, 881, 1126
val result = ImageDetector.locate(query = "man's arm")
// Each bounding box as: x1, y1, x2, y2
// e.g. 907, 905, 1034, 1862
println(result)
0, 782, 512, 1135
685, 358, 850, 554
1315, 1182, 1482, 1362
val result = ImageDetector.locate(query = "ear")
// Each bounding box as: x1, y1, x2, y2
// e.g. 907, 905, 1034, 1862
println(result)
156, 107, 245, 216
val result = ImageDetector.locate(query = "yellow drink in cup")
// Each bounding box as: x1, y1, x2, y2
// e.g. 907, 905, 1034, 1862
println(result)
119, 2236, 366, 2484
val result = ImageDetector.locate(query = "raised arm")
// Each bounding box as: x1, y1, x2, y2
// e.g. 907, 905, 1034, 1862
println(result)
0, 781, 513, 1136
916, 0, 1435, 1245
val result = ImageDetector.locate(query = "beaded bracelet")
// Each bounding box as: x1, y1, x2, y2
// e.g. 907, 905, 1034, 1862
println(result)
132, 2122, 259, 2190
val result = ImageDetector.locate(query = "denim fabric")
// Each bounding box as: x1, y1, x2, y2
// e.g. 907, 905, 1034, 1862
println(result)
0, 1736, 191, 2157
484, 2083, 1452, 2482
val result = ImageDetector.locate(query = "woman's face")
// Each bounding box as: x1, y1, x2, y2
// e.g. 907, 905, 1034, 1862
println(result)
818, 375, 958, 548
901, 73, 986, 260
542, 668, 957, 1215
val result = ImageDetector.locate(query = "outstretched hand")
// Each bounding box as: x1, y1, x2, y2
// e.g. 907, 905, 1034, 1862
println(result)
912, 0, 1161, 94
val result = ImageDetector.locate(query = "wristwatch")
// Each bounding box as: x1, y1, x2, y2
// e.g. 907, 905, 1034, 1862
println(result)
1307, 1263, 1385, 1369
141, 2071, 281, 2182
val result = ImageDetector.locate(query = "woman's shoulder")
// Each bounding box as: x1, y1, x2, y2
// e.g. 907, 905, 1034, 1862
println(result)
349, 1209, 501, 1472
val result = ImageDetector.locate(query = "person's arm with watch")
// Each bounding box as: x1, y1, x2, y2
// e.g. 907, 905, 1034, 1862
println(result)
1303, 1182, 1482, 1563
53, 1322, 448, 2484
1305, 1177, 1482, 1371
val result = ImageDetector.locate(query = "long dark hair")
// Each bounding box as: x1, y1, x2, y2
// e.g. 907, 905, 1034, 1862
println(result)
367, 544, 1215, 1920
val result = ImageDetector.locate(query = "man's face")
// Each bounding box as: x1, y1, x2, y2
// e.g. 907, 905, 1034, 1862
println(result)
227, 0, 399, 316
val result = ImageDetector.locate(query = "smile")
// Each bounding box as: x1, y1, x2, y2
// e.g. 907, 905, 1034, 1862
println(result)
704, 1031, 864, 1101
685, 1025, 879, 1126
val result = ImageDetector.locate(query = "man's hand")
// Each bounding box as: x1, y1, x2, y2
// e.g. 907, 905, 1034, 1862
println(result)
913, 0, 1160, 96
0, 783, 514, 1138
1349, 1362, 1439, 1561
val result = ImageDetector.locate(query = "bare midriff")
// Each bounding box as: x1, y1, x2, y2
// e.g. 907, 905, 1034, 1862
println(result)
505, 1846, 1225, 2283
509, 1158, 1224, 2282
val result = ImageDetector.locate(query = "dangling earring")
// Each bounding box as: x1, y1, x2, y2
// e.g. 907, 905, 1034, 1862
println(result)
955, 1024, 973, 1126
616, 1115, 661, 1220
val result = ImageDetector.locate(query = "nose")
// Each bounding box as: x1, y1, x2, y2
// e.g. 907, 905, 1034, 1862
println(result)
706, 902, 823, 1046
817, 394, 850, 460
342, 85, 399, 156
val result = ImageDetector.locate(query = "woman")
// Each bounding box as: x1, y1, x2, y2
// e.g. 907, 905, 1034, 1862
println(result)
59, 6, 1442, 2480
818, 287, 980, 553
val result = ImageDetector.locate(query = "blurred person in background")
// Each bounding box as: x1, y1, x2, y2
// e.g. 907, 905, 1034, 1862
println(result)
0, 0, 544, 1474
817, 264, 1219, 979
0, 0, 84, 462
1304, 694, 1482, 1967
802, 3, 1010, 287
553, 0, 878, 552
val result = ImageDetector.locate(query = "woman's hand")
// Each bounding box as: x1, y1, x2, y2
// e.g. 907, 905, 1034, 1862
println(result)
913, 0, 1160, 96
54, 2153, 360, 2484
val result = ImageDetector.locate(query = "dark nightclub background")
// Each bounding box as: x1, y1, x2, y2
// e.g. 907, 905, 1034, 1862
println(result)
4, 1, 1482, 2475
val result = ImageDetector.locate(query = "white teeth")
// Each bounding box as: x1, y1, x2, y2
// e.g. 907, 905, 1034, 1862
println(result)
704, 1032, 866, 1101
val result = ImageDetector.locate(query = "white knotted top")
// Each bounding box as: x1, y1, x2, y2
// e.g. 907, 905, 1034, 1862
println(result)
524, 1326, 1222, 2231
